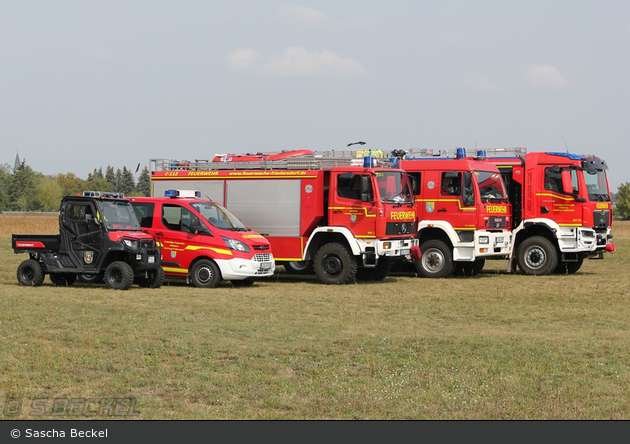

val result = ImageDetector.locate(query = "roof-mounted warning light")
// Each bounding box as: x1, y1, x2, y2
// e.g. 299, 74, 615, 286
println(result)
83, 191, 125, 198
455, 147, 467, 159
164, 190, 202, 198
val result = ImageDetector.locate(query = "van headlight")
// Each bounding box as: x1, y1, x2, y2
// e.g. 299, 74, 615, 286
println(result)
222, 237, 251, 252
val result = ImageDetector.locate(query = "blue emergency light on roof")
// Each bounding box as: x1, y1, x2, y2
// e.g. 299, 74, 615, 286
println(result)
83, 191, 125, 198
455, 147, 467, 159
164, 190, 202, 198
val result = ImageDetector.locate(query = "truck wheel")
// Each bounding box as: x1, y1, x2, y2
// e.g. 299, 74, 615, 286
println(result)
453, 258, 486, 277
136, 267, 165, 288
17, 259, 45, 287
554, 255, 584, 274
313, 242, 357, 285
516, 236, 558, 275
104, 261, 134, 290
355, 257, 393, 281
283, 261, 314, 275
415, 240, 454, 278
50, 273, 76, 287
78, 273, 104, 284
190, 259, 221, 288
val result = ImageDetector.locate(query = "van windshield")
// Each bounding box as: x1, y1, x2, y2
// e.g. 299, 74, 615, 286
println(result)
191, 202, 250, 231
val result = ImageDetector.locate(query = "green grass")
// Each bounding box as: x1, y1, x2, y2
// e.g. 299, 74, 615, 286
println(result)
1, 220, 629, 419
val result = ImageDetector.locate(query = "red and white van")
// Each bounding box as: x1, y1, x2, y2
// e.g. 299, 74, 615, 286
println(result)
129, 190, 275, 287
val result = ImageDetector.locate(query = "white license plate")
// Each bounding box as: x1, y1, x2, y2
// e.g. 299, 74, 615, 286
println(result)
400, 249, 410, 255
148, 256, 155, 263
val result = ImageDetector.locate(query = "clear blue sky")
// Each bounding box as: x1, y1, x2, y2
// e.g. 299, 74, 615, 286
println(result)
2, 1, 629, 191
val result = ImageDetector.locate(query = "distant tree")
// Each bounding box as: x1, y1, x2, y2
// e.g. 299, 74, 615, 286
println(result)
136, 166, 151, 197
105, 165, 116, 190
34, 177, 63, 211
615, 182, 630, 219
6, 161, 40, 211
88, 167, 104, 182
89, 178, 113, 193
115, 168, 123, 193
0, 163, 11, 211
119, 166, 136, 196
56, 172, 87, 197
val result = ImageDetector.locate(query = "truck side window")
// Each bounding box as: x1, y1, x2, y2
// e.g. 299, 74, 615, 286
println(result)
544, 167, 562, 192
441, 173, 462, 196
408, 173, 421, 196
337, 173, 362, 200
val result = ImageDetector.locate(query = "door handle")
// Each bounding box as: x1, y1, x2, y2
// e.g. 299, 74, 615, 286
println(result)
437, 208, 446, 213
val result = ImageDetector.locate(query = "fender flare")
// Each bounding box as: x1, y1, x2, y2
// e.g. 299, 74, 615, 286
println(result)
303, 227, 362, 259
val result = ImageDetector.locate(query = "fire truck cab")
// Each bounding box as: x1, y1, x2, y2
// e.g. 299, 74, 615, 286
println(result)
128, 190, 275, 287
482, 148, 615, 275
390, 148, 512, 278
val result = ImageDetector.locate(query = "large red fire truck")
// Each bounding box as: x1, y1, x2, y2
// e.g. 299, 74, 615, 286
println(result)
480, 147, 615, 275
149, 152, 420, 285
386, 148, 512, 278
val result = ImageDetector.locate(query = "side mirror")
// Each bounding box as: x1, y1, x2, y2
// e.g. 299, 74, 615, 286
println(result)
191, 219, 212, 235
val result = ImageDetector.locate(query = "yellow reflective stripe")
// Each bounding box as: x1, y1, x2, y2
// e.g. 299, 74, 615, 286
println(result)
184, 245, 233, 256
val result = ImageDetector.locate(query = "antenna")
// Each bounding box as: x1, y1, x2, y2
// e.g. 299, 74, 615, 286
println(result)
563, 138, 569, 153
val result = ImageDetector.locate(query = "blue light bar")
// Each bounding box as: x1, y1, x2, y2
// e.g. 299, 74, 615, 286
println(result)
164, 190, 202, 198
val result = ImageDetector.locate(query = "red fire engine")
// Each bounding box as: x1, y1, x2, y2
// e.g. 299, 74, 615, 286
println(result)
387, 148, 512, 278
481, 147, 615, 275
149, 152, 420, 285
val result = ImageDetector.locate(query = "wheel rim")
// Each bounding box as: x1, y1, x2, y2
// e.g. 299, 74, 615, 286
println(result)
195, 265, 214, 285
421, 248, 446, 273
110, 269, 123, 285
22, 268, 34, 281
524, 246, 546, 270
289, 261, 309, 271
322, 255, 343, 277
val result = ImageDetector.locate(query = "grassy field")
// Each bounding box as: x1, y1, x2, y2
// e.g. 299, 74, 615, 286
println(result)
1, 214, 629, 419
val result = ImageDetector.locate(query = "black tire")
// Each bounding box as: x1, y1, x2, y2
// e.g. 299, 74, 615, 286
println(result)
355, 257, 393, 281
283, 261, 314, 275
136, 267, 165, 288
104, 261, 134, 290
516, 236, 558, 276
415, 240, 454, 278
190, 259, 221, 288
16, 259, 45, 287
231, 280, 254, 287
50, 273, 77, 287
453, 258, 486, 277
554, 255, 585, 274
313, 242, 357, 285
78, 273, 104, 284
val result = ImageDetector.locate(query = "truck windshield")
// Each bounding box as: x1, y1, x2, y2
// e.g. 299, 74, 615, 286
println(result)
98, 201, 141, 230
475, 170, 508, 203
376, 171, 414, 204
583, 170, 611, 202
191, 202, 251, 231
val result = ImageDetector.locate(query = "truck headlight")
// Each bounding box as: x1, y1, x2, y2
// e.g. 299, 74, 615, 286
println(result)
222, 237, 251, 253
123, 239, 139, 249
479, 236, 489, 245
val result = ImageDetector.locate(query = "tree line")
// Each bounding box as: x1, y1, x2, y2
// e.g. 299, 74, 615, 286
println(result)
0, 161, 151, 212
1, 159, 630, 219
